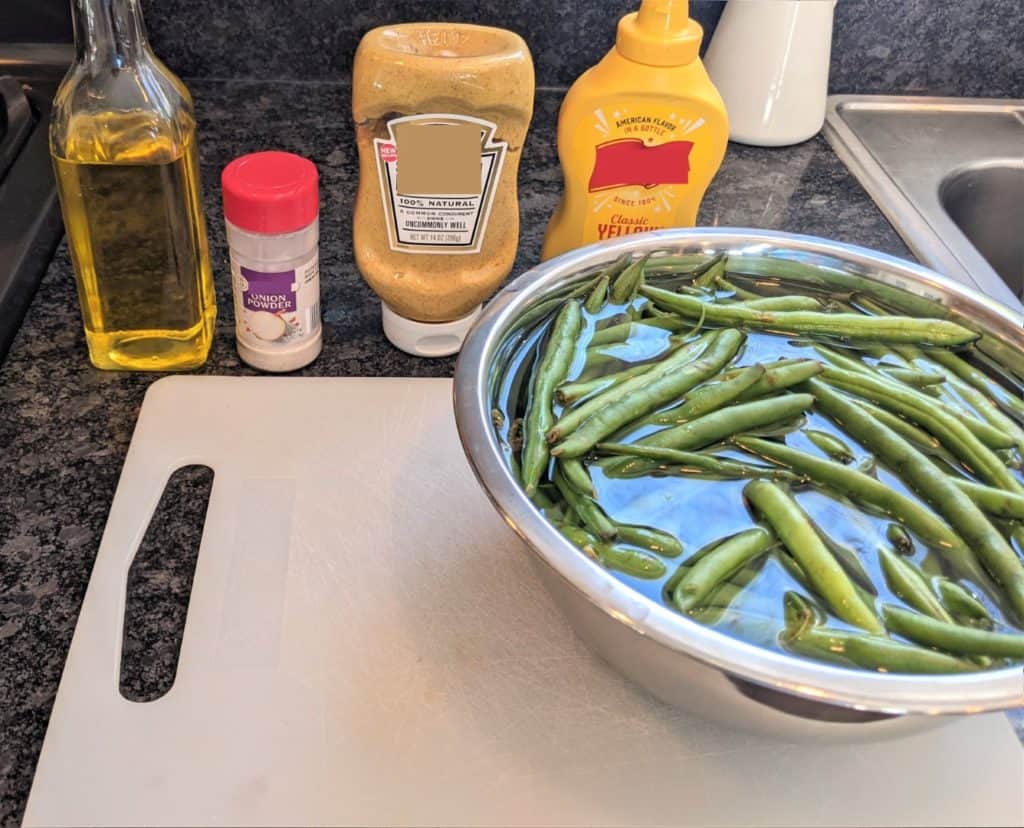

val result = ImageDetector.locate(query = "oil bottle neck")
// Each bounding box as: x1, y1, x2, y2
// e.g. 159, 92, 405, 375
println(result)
71, 0, 150, 68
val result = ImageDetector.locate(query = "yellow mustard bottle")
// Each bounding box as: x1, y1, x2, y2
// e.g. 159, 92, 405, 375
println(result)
542, 0, 728, 260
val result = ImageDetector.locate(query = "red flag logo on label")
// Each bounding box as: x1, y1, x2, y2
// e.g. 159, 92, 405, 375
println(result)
588, 138, 693, 192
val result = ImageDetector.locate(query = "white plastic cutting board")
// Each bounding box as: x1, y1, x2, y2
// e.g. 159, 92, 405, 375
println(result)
25, 377, 1023, 827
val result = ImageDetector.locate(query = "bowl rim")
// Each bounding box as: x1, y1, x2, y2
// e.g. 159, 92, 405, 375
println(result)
453, 227, 1024, 716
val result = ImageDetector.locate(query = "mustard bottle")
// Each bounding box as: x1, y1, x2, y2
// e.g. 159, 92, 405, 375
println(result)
352, 24, 534, 357
542, 0, 728, 260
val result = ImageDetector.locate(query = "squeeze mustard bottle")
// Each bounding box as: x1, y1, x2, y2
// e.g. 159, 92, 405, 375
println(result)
542, 0, 728, 260
352, 24, 534, 357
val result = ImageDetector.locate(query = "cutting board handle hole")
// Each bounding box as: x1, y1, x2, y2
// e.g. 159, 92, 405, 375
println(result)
119, 464, 214, 702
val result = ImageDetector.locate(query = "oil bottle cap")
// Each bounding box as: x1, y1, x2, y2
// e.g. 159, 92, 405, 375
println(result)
222, 151, 319, 234
616, 0, 703, 67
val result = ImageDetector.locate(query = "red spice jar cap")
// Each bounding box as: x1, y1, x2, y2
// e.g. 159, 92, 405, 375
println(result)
222, 151, 319, 234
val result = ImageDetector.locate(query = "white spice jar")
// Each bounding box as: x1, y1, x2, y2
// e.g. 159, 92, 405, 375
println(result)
221, 151, 322, 372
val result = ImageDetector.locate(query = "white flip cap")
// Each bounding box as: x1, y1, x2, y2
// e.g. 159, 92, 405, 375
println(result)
380, 302, 482, 358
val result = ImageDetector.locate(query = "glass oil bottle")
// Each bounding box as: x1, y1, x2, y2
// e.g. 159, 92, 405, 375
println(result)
50, 0, 216, 370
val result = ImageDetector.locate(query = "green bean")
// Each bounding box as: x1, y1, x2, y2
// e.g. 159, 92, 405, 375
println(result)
878, 546, 953, 623
642, 365, 765, 427
821, 368, 1022, 491
595, 310, 632, 329
714, 275, 761, 301
927, 348, 1024, 425
741, 415, 809, 438
672, 528, 774, 611
951, 478, 1024, 520
999, 447, 1024, 470
729, 256, 949, 318
592, 251, 632, 288
811, 344, 879, 377
807, 379, 1024, 622
560, 524, 668, 578
521, 300, 583, 495
699, 580, 756, 610
553, 465, 617, 540
587, 316, 684, 347
898, 345, 1024, 452
731, 436, 1000, 593
595, 442, 800, 481
777, 551, 815, 594
736, 296, 824, 312
885, 523, 914, 555
609, 253, 650, 304
675, 285, 716, 299
616, 394, 815, 460
852, 399, 942, 453
782, 590, 819, 632
530, 487, 556, 509
583, 274, 610, 314
733, 256, 1024, 379
639, 284, 978, 346
882, 605, 1024, 658
802, 429, 855, 463
859, 344, 910, 364
695, 562, 772, 608
556, 362, 656, 405
642, 300, 676, 318
948, 373, 1024, 453
551, 334, 713, 441
936, 580, 994, 629
828, 539, 877, 595
843, 630, 978, 673
614, 524, 684, 558
878, 366, 946, 387
530, 487, 567, 522
691, 255, 725, 289
601, 544, 668, 578
734, 359, 824, 400
782, 625, 858, 668
551, 330, 745, 457
559, 457, 595, 497
743, 480, 883, 633
641, 253, 716, 275
822, 365, 1017, 453
514, 274, 605, 333
558, 524, 600, 560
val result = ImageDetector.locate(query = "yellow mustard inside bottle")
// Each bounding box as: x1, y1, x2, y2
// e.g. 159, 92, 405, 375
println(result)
543, 0, 729, 260
352, 24, 534, 357
51, 0, 215, 371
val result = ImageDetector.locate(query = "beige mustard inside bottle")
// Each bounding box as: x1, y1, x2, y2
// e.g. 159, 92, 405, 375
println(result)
50, 0, 215, 371
352, 24, 534, 356
543, 0, 729, 260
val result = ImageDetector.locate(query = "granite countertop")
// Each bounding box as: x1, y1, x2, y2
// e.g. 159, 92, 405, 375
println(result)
0, 79, 1018, 823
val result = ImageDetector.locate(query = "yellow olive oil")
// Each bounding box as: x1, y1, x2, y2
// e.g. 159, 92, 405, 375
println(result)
53, 112, 215, 370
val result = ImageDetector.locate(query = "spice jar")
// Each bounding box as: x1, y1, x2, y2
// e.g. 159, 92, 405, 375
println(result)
222, 151, 322, 372
352, 24, 535, 357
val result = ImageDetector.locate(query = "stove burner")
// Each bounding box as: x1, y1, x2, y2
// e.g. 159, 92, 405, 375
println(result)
0, 76, 34, 182
0, 66, 64, 363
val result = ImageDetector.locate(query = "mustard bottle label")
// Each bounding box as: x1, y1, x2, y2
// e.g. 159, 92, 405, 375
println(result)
373, 114, 507, 255
582, 105, 706, 241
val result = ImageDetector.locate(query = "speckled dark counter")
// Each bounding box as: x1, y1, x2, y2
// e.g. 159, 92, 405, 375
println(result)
0, 80, 1019, 825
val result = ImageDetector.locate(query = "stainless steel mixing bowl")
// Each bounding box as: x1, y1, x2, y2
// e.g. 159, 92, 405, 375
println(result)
453, 228, 1024, 738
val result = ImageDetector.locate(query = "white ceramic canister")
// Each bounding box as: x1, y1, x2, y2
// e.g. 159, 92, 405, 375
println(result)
704, 0, 838, 147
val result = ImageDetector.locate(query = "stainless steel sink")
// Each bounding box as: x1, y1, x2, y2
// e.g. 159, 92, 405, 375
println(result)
824, 96, 1024, 312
